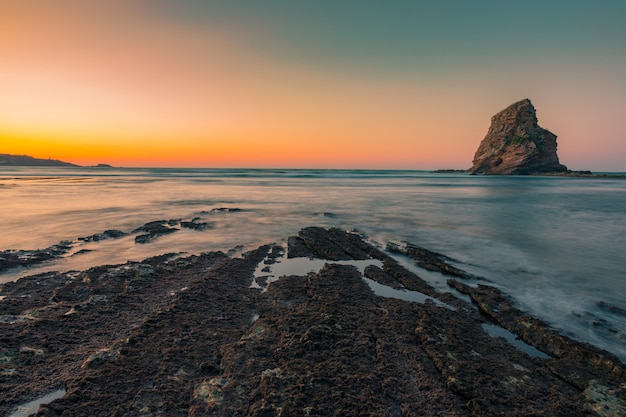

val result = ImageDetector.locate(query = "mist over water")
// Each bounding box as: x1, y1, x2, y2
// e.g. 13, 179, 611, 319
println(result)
1, 167, 625, 361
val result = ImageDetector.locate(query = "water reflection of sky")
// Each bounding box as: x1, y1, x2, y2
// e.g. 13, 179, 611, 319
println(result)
1, 168, 625, 361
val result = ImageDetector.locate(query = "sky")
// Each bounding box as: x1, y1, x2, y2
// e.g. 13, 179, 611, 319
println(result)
1, 1, 625, 170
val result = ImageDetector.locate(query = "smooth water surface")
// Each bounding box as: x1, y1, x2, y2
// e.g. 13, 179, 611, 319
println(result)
1, 167, 625, 361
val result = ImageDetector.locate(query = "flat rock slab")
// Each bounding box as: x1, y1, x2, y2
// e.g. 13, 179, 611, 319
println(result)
1, 227, 624, 416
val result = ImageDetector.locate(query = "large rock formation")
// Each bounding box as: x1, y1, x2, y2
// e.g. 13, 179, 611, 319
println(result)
469, 99, 568, 175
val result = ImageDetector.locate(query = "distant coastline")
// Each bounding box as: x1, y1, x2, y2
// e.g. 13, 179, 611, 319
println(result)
0, 153, 621, 175
0, 153, 78, 167
0, 153, 114, 168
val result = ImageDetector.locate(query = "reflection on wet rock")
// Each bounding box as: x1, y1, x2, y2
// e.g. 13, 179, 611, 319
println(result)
0, 228, 624, 416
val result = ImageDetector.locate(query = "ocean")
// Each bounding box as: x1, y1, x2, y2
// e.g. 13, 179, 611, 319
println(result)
1, 166, 625, 362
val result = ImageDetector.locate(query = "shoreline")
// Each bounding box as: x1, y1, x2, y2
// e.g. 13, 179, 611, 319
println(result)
1, 227, 624, 415
433, 168, 626, 178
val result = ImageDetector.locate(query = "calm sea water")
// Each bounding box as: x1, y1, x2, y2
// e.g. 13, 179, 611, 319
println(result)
1, 167, 625, 361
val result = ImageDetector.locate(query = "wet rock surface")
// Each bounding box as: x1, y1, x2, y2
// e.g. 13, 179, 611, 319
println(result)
0, 243, 73, 274
387, 242, 483, 281
598, 301, 626, 318
78, 229, 128, 243
132, 220, 180, 244
448, 280, 626, 391
0, 217, 216, 273
1, 227, 624, 416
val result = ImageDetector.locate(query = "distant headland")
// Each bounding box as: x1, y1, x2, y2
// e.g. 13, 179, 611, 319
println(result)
0, 153, 78, 167
0, 154, 112, 168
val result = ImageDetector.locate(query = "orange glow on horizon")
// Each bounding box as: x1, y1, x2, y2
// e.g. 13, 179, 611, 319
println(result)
0, 2, 489, 170
2, 2, 624, 171
1, 122, 474, 169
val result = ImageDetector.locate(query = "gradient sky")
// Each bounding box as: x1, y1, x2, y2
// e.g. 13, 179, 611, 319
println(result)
1, 1, 625, 169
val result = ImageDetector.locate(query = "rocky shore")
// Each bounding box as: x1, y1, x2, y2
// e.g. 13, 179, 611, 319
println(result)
1, 227, 625, 416
0, 216, 220, 274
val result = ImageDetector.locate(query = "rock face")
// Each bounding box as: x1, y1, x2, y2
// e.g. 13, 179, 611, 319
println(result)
469, 99, 568, 175
2, 227, 625, 416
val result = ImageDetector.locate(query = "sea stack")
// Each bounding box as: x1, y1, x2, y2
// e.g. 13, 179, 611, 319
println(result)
469, 99, 568, 175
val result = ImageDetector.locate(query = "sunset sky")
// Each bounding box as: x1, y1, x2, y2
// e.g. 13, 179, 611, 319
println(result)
1, 1, 625, 170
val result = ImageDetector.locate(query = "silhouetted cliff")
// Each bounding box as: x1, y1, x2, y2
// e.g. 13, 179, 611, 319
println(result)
0, 154, 78, 167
